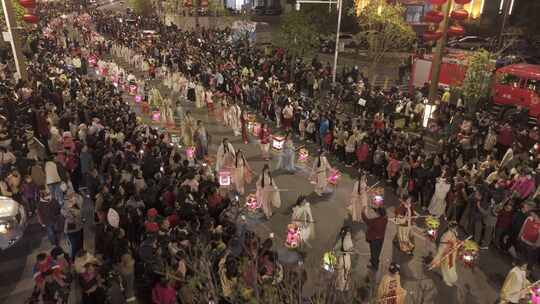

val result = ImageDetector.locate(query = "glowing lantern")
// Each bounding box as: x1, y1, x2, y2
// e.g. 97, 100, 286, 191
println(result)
19, 0, 36, 8
447, 25, 465, 37
272, 135, 285, 150
460, 240, 479, 268
129, 84, 137, 96
327, 168, 341, 185
423, 30, 443, 41
450, 9, 469, 21
298, 148, 309, 163
22, 14, 39, 24
219, 170, 231, 186
151, 111, 161, 122
285, 224, 300, 249
245, 193, 260, 211
186, 146, 195, 159
423, 10, 444, 23
113, 81, 118, 88
425, 216, 440, 241
322, 251, 336, 272
135, 95, 142, 103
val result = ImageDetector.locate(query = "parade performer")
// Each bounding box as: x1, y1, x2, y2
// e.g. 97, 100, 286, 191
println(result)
276, 132, 296, 173
256, 164, 281, 219
229, 102, 242, 137
376, 263, 407, 304
215, 138, 235, 172
362, 197, 388, 271
311, 151, 333, 196
291, 196, 315, 247
349, 173, 368, 222
195, 82, 204, 108
182, 111, 195, 146
222, 99, 230, 127
428, 176, 451, 218
232, 150, 252, 195
429, 221, 459, 287
240, 109, 249, 144
334, 226, 354, 291
499, 260, 530, 304
194, 120, 209, 160
259, 123, 271, 161
395, 196, 415, 255
205, 89, 214, 111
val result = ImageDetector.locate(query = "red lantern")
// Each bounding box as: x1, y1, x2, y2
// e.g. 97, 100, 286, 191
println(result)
19, 0, 36, 8
423, 30, 443, 41
447, 25, 465, 37
22, 14, 38, 24
450, 9, 469, 21
423, 10, 444, 23
454, 0, 472, 4
428, 0, 446, 5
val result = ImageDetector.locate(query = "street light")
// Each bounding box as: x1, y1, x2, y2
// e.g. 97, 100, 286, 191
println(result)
295, 0, 342, 84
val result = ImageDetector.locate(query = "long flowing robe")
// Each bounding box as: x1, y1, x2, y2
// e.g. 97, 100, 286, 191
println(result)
335, 232, 353, 291
182, 115, 195, 146
349, 178, 368, 222
291, 202, 315, 244
233, 157, 252, 195
376, 273, 407, 304
215, 143, 235, 172
194, 126, 209, 160
256, 172, 281, 218
432, 230, 458, 287
312, 156, 332, 196
395, 204, 415, 254
500, 266, 530, 304
428, 178, 451, 217
229, 104, 242, 136
276, 139, 295, 172
195, 84, 204, 108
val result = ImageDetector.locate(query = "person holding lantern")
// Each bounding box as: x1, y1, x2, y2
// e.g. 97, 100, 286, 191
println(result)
258, 123, 271, 161
429, 221, 459, 287
290, 196, 315, 247
215, 138, 235, 173
395, 195, 416, 255
376, 263, 407, 304
428, 176, 451, 218
276, 131, 296, 173
232, 149, 252, 195
499, 260, 530, 304
349, 173, 368, 222
256, 164, 281, 219
311, 150, 334, 196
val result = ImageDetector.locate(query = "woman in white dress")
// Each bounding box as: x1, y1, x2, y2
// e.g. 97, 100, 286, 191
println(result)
182, 111, 195, 146
229, 102, 242, 136
335, 226, 354, 291
215, 138, 235, 172
232, 149, 252, 195
195, 83, 204, 108
312, 151, 333, 196
256, 164, 281, 219
291, 196, 315, 247
428, 177, 451, 218
349, 173, 368, 222
276, 132, 296, 173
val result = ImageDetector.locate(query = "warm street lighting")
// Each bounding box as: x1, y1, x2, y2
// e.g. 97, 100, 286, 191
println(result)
295, 0, 342, 84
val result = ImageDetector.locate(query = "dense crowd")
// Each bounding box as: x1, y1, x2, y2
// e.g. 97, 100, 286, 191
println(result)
0, 1, 539, 304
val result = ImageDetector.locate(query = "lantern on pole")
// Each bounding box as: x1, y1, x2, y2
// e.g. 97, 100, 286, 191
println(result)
447, 24, 465, 37
423, 10, 444, 23
22, 14, 39, 24
450, 9, 469, 21
19, 0, 36, 8
460, 240, 479, 267
425, 216, 440, 240
423, 30, 443, 41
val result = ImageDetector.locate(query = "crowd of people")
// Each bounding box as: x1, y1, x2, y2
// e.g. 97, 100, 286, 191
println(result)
0, 1, 539, 303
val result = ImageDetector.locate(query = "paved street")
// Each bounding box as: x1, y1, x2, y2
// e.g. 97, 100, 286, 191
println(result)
0, 5, 516, 304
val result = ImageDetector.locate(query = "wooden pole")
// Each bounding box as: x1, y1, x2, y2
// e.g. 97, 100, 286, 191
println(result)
1, 0, 27, 81
427, 0, 452, 103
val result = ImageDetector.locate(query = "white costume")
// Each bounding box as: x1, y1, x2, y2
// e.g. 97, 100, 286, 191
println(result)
312, 155, 333, 196
229, 104, 242, 136
215, 142, 235, 172
256, 172, 281, 218
291, 201, 315, 245
349, 177, 368, 222
428, 177, 451, 217
335, 231, 354, 291
233, 155, 251, 195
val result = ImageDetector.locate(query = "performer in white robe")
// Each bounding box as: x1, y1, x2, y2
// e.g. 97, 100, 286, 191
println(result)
276, 132, 296, 173
222, 99, 230, 127
429, 222, 459, 287
229, 102, 242, 136
182, 111, 195, 146
428, 177, 451, 217
291, 196, 315, 247
215, 138, 235, 172
195, 83, 204, 108
311, 151, 333, 196
256, 165, 281, 219
232, 150, 252, 195
335, 226, 353, 291
500, 261, 530, 304
349, 173, 368, 222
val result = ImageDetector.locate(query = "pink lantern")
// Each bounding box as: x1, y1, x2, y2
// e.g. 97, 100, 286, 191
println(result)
22, 14, 38, 24
19, 0, 36, 9
152, 111, 161, 122
450, 9, 469, 21
129, 84, 137, 96
135, 95, 143, 103
423, 30, 443, 41
447, 25, 465, 37
285, 224, 300, 249
219, 170, 231, 186
186, 146, 195, 159
272, 135, 285, 150
423, 10, 444, 23
328, 168, 341, 185
245, 193, 260, 211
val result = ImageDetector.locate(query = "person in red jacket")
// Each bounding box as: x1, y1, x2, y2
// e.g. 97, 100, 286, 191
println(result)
362, 200, 388, 271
